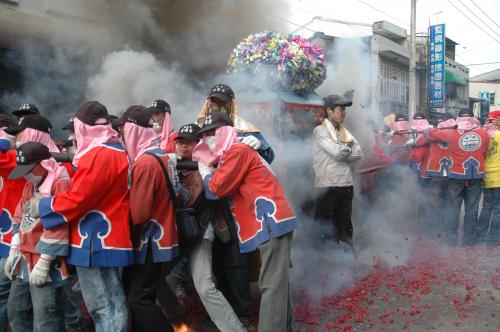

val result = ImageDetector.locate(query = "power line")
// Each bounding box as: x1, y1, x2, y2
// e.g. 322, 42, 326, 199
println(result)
469, 0, 500, 30
356, 0, 410, 28
463, 61, 500, 66
456, 0, 500, 38
445, 0, 500, 44
457, 41, 495, 55
355, 0, 427, 34
268, 14, 318, 33
295, 0, 372, 36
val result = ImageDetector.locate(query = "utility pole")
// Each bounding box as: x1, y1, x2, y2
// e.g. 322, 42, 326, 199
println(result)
409, 0, 417, 120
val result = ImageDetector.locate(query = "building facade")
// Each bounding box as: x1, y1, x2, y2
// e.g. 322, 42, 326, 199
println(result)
309, 20, 469, 120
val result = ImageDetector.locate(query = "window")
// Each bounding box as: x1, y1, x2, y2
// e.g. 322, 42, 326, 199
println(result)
379, 63, 409, 104
490, 93, 495, 105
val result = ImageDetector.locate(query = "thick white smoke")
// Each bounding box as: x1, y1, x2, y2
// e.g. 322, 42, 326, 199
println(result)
86, 49, 201, 126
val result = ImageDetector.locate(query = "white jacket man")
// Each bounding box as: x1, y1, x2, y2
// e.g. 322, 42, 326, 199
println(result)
313, 94, 362, 247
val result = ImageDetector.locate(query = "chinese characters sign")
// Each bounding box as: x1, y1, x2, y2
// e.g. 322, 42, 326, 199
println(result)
429, 24, 446, 108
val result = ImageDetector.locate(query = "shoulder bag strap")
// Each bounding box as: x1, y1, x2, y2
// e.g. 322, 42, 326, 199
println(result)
144, 151, 179, 209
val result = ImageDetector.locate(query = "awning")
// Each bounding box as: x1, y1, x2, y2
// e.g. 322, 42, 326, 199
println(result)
445, 71, 467, 85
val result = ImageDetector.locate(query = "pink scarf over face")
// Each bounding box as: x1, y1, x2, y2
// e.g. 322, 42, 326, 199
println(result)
72, 117, 120, 167
38, 157, 69, 197
411, 119, 430, 132
437, 118, 457, 129
19, 128, 59, 153
456, 116, 480, 131
123, 122, 158, 164
159, 113, 173, 150
192, 126, 239, 166
394, 120, 409, 132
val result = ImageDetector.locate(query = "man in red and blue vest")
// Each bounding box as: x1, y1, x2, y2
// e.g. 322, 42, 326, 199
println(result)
423, 108, 489, 245
196, 112, 296, 332
38, 101, 133, 332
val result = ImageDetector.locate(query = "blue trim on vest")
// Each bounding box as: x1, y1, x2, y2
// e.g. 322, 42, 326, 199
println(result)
448, 157, 484, 179
147, 147, 167, 156
67, 246, 133, 268
426, 158, 451, 177
0, 209, 13, 257
134, 220, 179, 264
67, 211, 133, 267
0, 243, 9, 257
204, 174, 219, 200
103, 142, 125, 151
238, 197, 297, 253
40, 196, 67, 230
36, 241, 69, 257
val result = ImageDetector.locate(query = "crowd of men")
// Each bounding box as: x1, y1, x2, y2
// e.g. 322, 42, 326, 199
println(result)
370, 107, 500, 245
0, 84, 297, 332
0, 81, 498, 332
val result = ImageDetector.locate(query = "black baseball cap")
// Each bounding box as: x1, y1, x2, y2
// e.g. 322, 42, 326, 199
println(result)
75, 101, 110, 126
175, 123, 201, 142
395, 114, 408, 122
12, 103, 40, 118
208, 84, 235, 102
116, 105, 152, 128
323, 95, 352, 108
413, 112, 426, 120
8, 142, 52, 179
458, 108, 474, 117
197, 112, 233, 135
146, 99, 171, 114
0, 114, 15, 128
4, 114, 52, 136
439, 112, 454, 121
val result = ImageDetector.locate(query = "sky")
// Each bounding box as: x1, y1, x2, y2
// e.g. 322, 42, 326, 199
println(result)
276, 0, 500, 78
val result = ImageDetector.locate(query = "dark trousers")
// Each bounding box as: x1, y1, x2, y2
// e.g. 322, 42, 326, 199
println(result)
476, 187, 500, 245
123, 245, 176, 332
445, 179, 482, 245
315, 186, 354, 244
426, 177, 449, 236
212, 237, 252, 318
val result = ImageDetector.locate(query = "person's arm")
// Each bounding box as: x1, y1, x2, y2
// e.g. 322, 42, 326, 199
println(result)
313, 126, 345, 161
239, 132, 275, 164
346, 139, 362, 163
12, 183, 31, 235
207, 146, 250, 198
423, 128, 453, 144
129, 158, 161, 225
36, 178, 71, 256
39, 148, 126, 230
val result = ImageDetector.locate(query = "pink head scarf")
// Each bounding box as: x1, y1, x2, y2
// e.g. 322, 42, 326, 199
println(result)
72, 117, 120, 167
394, 120, 409, 132
38, 157, 69, 196
437, 118, 457, 129
456, 116, 480, 131
411, 119, 430, 132
159, 113, 173, 150
192, 126, 239, 166
123, 122, 158, 163
19, 128, 59, 153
